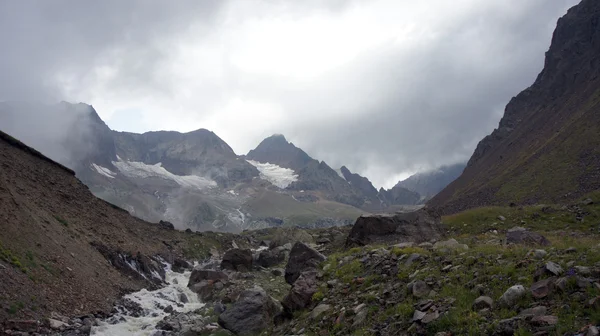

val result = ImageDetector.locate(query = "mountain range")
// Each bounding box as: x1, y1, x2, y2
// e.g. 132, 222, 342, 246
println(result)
0, 104, 461, 232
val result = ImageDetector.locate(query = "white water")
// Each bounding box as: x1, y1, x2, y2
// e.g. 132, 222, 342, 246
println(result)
90, 266, 204, 336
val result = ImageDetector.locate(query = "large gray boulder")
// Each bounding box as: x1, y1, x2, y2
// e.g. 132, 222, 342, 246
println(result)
221, 249, 253, 272
499, 285, 527, 308
218, 287, 282, 336
282, 271, 319, 312
345, 208, 444, 247
284, 242, 326, 285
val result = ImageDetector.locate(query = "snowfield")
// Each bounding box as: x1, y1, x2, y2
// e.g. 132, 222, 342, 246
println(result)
92, 163, 117, 179
246, 160, 298, 189
112, 158, 217, 189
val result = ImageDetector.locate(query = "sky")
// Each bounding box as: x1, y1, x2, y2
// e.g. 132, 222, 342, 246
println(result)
0, 0, 579, 188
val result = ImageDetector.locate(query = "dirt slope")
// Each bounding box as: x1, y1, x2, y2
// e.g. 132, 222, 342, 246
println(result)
0, 130, 236, 325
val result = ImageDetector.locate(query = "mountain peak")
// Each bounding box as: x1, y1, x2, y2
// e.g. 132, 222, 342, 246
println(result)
247, 134, 312, 170
263, 133, 289, 145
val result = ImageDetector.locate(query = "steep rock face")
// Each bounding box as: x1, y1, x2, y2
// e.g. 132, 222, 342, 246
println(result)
430, 0, 600, 213
378, 185, 422, 207
340, 166, 379, 199
345, 208, 444, 247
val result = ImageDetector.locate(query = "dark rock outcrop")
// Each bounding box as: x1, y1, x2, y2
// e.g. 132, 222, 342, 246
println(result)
90, 242, 165, 288
221, 249, 253, 272
218, 287, 282, 336
172, 258, 192, 273
345, 208, 444, 247
284, 242, 326, 285
282, 271, 319, 313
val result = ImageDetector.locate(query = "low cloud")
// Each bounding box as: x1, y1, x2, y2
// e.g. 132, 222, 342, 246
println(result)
0, 0, 579, 188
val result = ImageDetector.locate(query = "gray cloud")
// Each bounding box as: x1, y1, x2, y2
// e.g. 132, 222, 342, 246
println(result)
0, 0, 579, 188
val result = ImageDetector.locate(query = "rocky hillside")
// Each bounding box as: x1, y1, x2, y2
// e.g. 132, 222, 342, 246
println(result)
430, 0, 600, 214
0, 130, 243, 329
57, 192, 599, 336
3, 124, 600, 335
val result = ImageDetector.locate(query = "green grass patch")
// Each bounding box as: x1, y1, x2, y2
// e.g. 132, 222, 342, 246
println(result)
0, 242, 27, 273
53, 215, 69, 227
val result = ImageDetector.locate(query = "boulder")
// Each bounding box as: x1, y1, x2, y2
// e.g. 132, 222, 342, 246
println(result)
519, 306, 547, 317
310, 304, 331, 319
499, 285, 526, 307
506, 227, 550, 246
284, 242, 326, 285
412, 280, 430, 298
172, 258, 192, 273
282, 271, 319, 312
545, 261, 563, 276
531, 315, 558, 326
189, 280, 221, 301
531, 277, 556, 299
433, 238, 469, 251
188, 269, 229, 301
218, 287, 282, 336
345, 208, 444, 247
188, 269, 229, 287
583, 198, 594, 205
532, 249, 547, 259
257, 248, 286, 268
473, 296, 494, 310
221, 249, 253, 272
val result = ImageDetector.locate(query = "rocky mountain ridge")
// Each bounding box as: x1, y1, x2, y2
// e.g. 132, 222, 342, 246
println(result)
430, 0, 600, 213
0, 103, 458, 232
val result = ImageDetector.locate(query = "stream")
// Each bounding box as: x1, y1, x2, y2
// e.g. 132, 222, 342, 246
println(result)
90, 264, 204, 336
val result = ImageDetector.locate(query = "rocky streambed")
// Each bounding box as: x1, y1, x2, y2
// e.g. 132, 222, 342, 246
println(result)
90, 264, 207, 336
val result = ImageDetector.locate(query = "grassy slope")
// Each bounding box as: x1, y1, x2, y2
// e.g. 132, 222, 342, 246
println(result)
285, 192, 600, 335
431, 74, 600, 213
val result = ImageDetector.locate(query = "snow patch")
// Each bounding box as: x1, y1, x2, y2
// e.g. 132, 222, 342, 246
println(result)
112, 158, 217, 189
246, 160, 298, 189
92, 163, 116, 179
335, 168, 345, 180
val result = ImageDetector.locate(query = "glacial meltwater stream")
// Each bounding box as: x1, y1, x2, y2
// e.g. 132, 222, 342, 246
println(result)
90, 264, 204, 336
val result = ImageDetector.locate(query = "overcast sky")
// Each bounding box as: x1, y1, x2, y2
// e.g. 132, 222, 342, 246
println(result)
0, 0, 579, 188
